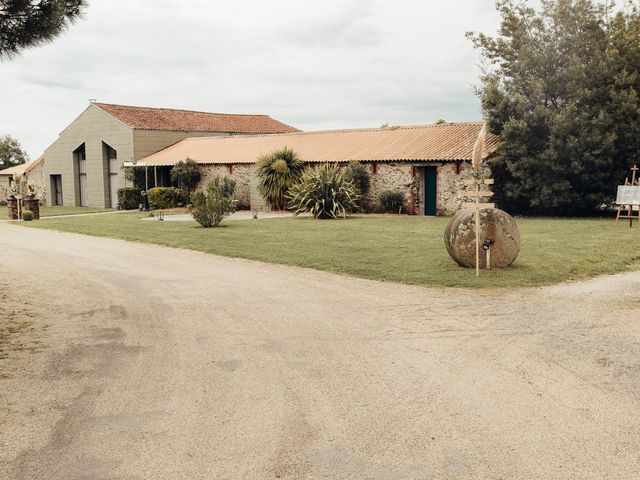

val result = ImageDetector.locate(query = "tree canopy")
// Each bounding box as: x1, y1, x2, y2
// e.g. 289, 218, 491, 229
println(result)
469, 0, 640, 215
0, 134, 28, 169
0, 0, 86, 58
171, 158, 201, 202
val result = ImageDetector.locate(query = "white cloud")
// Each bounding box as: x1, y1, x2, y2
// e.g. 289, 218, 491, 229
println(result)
0, 0, 502, 158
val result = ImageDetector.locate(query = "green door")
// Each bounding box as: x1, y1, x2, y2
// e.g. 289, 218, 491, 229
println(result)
424, 166, 437, 216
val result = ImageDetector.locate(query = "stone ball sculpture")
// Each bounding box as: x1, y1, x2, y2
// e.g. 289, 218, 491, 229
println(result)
444, 208, 520, 269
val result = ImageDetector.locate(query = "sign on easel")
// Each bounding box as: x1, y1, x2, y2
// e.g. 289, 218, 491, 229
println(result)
615, 165, 640, 227
616, 185, 640, 206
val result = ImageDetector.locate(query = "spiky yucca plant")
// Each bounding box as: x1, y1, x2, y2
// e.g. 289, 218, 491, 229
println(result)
256, 147, 305, 210
287, 163, 360, 219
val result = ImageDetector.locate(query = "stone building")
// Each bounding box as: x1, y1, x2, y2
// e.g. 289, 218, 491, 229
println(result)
138, 122, 500, 215
0, 155, 46, 203
43, 102, 299, 208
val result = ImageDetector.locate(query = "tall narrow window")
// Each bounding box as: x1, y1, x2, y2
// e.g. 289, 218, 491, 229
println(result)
103, 143, 118, 208
50, 175, 63, 205
74, 144, 87, 207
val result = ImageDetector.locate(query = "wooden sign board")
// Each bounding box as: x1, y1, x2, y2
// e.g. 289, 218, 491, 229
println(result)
462, 202, 495, 209
462, 179, 495, 186
616, 185, 640, 206
465, 191, 494, 198
615, 165, 640, 225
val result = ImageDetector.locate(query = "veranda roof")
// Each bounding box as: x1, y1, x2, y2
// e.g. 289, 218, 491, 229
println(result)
0, 155, 44, 176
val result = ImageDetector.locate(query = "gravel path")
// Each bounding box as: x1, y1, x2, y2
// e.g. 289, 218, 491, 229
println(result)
1, 222, 639, 479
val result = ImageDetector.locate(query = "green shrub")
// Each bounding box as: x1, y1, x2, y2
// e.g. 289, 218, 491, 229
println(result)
344, 161, 371, 210
287, 163, 360, 219
189, 176, 236, 227
117, 188, 142, 210
22, 210, 33, 221
256, 147, 305, 210
148, 187, 182, 209
378, 190, 406, 213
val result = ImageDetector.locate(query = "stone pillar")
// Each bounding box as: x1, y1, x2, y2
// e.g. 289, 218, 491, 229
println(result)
23, 198, 40, 220
406, 186, 417, 215
406, 166, 417, 215
7, 198, 18, 220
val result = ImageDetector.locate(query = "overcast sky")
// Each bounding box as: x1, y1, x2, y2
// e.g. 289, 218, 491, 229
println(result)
1, 0, 509, 159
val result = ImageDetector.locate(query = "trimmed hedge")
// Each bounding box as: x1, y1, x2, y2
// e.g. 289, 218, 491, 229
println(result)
378, 190, 406, 213
117, 188, 142, 210
22, 210, 34, 221
148, 187, 182, 209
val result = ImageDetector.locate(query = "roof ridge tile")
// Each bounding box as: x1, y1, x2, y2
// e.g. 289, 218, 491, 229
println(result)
92, 102, 299, 134
94, 102, 272, 118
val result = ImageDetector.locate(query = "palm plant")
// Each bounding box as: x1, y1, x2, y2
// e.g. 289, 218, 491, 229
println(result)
256, 147, 305, 210
287, 163, 360, 219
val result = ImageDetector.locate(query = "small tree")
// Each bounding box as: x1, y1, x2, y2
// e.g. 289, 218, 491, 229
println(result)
256, 147, 305, 210
171, 158, 201, 204
287, 163, 360, 219
0, 135, 28, 169
344, 161, 371, 210
0, 0, 87, 58
189, 176, 236, 227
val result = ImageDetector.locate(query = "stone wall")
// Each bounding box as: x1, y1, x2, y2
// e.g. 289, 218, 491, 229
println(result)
0, 162, 47, 205
23, 198, 40, 219
7, 198, 18, 219
196, 161, 465, 215
437, 163, 464, 215
0, 177, 9, 201
367, 163, 416, 213
198, 164, 252, 209
366, 161, 465, 216
6, 198, 41, 219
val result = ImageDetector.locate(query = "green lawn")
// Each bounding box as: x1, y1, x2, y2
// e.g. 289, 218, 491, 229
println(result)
16, 212, 640, 288
0, 205, 113, 219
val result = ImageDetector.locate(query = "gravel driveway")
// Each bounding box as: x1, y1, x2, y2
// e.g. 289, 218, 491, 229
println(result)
1, 222, 639, 479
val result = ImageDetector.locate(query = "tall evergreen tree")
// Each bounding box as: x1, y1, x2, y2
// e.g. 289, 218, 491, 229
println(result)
0, 0, 86, 58
468, 0, 640, 215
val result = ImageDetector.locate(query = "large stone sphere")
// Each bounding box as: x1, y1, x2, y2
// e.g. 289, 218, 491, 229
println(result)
444, 208, 520, 269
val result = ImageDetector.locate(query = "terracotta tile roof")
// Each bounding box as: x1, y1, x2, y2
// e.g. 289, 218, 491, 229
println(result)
139, 122, 500, 166
0, 155, 44, 176
93, 103, 299, 134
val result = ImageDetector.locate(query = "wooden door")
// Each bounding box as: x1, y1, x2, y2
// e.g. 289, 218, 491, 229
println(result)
424, 166, 437, 216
